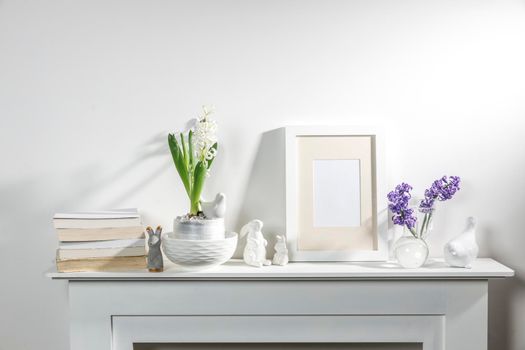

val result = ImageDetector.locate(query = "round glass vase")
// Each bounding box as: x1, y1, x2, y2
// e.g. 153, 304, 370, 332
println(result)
394, 236, 429, 268
394, 207, 435, 268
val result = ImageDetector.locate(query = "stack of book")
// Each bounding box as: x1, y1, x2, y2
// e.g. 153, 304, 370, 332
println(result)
54, 209, 147, 272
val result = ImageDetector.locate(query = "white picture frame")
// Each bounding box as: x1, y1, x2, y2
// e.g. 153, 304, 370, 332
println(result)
285, 126, 388, 261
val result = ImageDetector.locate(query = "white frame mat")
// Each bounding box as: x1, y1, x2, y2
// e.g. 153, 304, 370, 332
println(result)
285, 126, 388, 261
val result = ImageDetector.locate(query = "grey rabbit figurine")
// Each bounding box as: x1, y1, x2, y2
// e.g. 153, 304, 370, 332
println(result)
147, 226, 164, 272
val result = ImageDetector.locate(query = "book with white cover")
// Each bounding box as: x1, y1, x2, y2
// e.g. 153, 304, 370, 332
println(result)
53, 208, 142, 229
59, 239, 145, 250
54, 218, 142, 229
57, 239, 146, 260
53, 208, 140, 220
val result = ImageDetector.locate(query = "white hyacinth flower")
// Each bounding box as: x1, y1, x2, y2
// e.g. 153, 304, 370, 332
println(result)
192, 113, 217, 161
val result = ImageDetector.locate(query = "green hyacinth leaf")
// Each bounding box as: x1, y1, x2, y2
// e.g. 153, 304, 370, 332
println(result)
168, 133, 191, 197
206, 142, 218, 169
180, 133, 189, 169
188, 130, 194, 170
190, 161, 207, 214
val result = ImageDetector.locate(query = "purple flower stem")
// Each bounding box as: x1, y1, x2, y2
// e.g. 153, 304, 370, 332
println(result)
420, 213, 427, 238
424, 211, 433, 237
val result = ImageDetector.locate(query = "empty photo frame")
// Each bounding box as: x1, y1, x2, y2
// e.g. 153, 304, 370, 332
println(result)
285, 126, 388, 261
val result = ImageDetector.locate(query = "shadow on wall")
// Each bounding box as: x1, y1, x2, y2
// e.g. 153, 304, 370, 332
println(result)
486, 225, 525, 350
233, 128, 286, 259
0, 132, 173, 348
0, 132, 172, 272
104, 132, 173, 210
62, 132, 172, 222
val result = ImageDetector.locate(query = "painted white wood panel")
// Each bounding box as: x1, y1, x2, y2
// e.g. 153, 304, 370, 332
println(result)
112, 315, 443, 350
67, 279, 489, 350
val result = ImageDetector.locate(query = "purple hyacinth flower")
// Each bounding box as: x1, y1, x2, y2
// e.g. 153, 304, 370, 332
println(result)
387, 182, 417, 229
419, 175, 461, 212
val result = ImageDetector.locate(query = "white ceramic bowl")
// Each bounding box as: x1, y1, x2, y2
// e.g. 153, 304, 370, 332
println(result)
162, 231, 238, 271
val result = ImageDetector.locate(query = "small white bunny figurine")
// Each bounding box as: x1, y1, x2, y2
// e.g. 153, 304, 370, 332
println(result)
444, 217, 479, 268
272, 235, 289, 266
240, 219, 272, 267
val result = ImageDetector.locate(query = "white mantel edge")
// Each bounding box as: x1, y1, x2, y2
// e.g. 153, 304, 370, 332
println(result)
47, 258, 514, 281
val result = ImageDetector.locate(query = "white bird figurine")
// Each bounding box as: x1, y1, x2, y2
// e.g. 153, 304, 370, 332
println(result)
240, 219, 272, 267
272, 235, 289, 266
444, 217, 479, 268
201, 193, 226, 219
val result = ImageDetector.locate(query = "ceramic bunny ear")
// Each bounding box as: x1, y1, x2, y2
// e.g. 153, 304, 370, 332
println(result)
240, 223, 250, 239
155, 225, 162, 235
240, 220, 264, 238
146, 226, 154, 235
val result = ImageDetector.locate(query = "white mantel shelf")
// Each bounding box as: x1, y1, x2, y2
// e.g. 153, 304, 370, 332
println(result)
52, 258, 513, 350
47, 258, 513, 281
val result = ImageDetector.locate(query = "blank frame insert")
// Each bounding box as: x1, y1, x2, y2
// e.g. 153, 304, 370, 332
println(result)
313, 159, 361, 228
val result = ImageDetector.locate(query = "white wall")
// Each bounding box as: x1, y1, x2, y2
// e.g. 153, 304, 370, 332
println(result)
1, 0, 524, 349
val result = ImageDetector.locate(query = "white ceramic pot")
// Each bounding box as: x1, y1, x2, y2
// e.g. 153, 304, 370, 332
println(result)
173, 216, 225, 240
162, 231, 237, 271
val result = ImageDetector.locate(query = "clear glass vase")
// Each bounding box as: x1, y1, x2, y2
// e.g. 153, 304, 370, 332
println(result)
394, 206, 435, 268
394, 236, 429, 268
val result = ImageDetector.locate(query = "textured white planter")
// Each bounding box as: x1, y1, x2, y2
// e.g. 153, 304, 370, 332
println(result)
173, 216, 225, 240
162, 231, 237, 271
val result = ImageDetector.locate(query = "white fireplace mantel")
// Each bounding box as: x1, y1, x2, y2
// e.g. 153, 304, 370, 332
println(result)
48, 258, 513, 350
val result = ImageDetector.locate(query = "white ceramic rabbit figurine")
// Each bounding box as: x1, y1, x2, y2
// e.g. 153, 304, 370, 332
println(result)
444, 217, 479, 268
240, 219, 272, 267
272, 235, 289, 266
